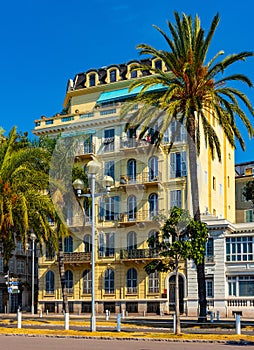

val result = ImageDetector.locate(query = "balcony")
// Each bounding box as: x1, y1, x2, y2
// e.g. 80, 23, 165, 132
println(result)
118, 210, 158, 225
120, 137, 150, 150
74, 142, 95, 160
120, 249, 159, 260
63, 252, 91, 263
119, 171, 161, 188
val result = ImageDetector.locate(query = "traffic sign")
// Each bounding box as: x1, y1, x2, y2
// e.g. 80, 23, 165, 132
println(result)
10, 281, 19, 285
7, 287, 12, 293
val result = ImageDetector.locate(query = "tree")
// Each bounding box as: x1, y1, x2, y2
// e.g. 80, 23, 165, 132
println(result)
0, 127, 58, 271
121, 12, 254, 320
243, 180, 254, 205
145, 207, 208, 334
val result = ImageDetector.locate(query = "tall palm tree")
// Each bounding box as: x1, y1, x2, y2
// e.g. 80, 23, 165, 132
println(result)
0, 127, 58, 270
121, 12, 254, 320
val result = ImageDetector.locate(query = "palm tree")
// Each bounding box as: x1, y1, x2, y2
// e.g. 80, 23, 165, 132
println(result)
0, 127, 58, 270
122, 12, 254, 320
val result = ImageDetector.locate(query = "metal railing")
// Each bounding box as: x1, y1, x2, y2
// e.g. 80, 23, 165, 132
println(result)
63, 252, 91, 263
120, 249, 159, 259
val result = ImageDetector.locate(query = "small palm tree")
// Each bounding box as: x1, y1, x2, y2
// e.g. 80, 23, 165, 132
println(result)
122, 12, 254, 320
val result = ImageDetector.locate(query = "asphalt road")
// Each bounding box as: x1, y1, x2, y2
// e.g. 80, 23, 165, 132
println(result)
0, 336, 254, 350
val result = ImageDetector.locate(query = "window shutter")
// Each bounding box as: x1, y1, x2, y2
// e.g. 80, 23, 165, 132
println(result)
170, 153, 176, 178
181, 151, 187, 176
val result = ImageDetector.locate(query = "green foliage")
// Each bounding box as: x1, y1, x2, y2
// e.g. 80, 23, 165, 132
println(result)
144, 207, 208, 274
243, 180, 254, 204
121, 12, 254, 158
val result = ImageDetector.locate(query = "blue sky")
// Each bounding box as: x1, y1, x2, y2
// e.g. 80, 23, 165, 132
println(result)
0, 0, 253, 163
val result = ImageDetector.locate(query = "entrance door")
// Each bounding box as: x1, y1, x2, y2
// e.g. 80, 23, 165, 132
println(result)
168, 274, 184, 314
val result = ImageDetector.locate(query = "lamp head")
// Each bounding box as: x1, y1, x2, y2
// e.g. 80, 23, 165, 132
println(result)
73, 178, 85, 195
86, 160, 100, 175
103, 175, 114, 194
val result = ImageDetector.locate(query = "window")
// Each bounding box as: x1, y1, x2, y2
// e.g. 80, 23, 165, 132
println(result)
17, 260, 25, 274
127, 159, 136, 182
170, 190, 182, 208
17, 241, 23, 254
127, 195, 137, 221
89, 73, 96, 87
148, 270, 159, 293
206, 279, 214, 298
64, 236, 73, 253
65, 270, 74, 294
99, 196, 119, 221
245, 210, 253, 223
84, 134, 93, 154
0, 257, 3, 273
154, 59, 162, 70
98, 233, 105, 257
170, 152, 187, 178
212, 176, 216, 190
148, 230, 159, 252
130, 70, 137, 78
226, 236, 253, 262
105, 232, 115, 257
46, 271, 55, 294
228, 276, 254, 297
109, 69, 117, 82
228, 276, 236, 296
84, 234, 92, 253
127, 231, 137, 250
83, 270, 92, 294
104, 268, 114, 294
127, 268, 137, 294
148, 193, 158, 219
104, 129, 115, 152
104, 161, 115, 179
170, 121, 186, 142
205, 238, 214, 257
148, 156, 158, 181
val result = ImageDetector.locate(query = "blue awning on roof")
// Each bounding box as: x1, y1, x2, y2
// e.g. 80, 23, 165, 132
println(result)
96, 84, 166, 104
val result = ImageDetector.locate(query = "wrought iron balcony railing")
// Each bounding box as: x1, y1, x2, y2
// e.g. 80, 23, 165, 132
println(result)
63, 252, 91, 263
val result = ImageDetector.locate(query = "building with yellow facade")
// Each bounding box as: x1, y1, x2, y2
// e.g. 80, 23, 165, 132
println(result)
33, 58, 239, 317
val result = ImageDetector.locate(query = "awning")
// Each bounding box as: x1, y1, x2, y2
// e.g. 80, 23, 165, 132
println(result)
96, 84, 166, 104
61, 129, 96, 138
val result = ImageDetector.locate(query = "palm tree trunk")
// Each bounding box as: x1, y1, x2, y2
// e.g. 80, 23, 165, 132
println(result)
187, 115, 207, 322
58, 251, 69, 314
175, 257, 181, 334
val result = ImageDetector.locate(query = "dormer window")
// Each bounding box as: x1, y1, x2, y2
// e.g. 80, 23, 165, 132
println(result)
154, 59, 162, 70
89, 73, 96, 87
110, 69, 117, 82
131, 70, 137, 78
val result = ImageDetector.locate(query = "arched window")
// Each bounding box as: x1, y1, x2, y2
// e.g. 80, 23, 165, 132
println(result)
109, 69, 117, 82
64, 270, 74, 294
148, 270, 159, 293
154, 59, 162, 70
83, 269, 92, 294
148, 156, 158, 181
148, 193, 158, 219
127, 159, 136, 182
104, 268, 114, 294
148, 230, 159, 254
84, 234, 92, 253
89, 73, 96, 87
127, 268, 137, 294
127, 231, 137, 251
64, 236, 73, 253
46, 271, 54, 294
127, 195, 137, 221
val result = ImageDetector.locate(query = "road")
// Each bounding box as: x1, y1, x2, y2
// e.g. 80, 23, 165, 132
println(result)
1, 335, 254, 350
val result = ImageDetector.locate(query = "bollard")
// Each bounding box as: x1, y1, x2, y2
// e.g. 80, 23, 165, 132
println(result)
46, 309, 48, 316
173, 313, 176, 334
210, 311, 214, 323
216, 310, 220, 321
126, 311, 128, 317
117, 313, 121, 332
122, 309, 125, 319
106, 309, 109, 321
64, 312, 69, 330
143, 310, 146, 317
235, 314, 241, 335
17, 309, 22, 329
39, 309, 42, 318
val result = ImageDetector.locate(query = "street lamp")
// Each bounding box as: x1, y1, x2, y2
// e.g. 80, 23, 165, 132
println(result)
73, 159, 113, 332
30, 232, 36, 315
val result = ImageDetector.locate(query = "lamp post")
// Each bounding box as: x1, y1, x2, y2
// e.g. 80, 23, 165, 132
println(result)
73, 160, 113, 332
30, 232, 36, 315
